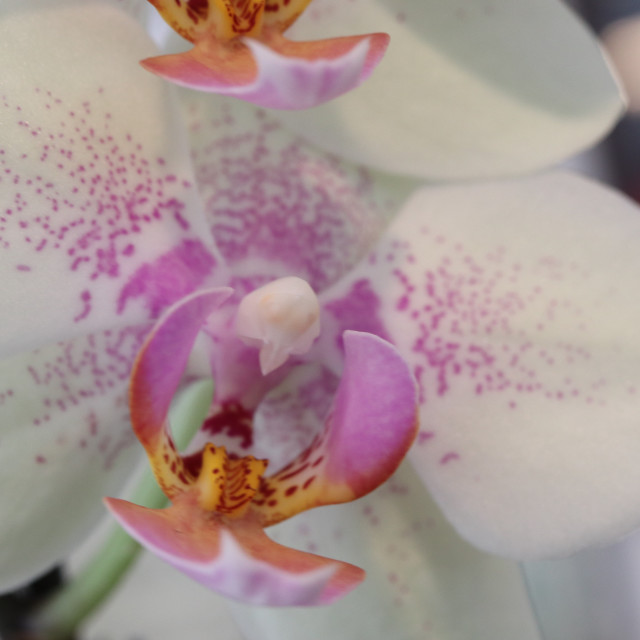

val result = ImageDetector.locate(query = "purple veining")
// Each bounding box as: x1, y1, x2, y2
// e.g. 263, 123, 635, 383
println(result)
185, 97, 384, 293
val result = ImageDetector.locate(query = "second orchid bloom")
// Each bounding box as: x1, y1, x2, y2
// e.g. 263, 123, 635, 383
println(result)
141, 0, 389, 108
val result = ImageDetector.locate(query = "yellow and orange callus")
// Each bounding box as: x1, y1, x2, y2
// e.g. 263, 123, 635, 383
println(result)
251, 431, 356, 527
147, 0, 267, 43
146, 426, 195, 500
195, 443, 269, 518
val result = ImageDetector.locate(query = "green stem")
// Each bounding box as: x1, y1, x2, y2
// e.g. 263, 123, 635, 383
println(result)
32, 474, 164, 640
32, 379, 214, 640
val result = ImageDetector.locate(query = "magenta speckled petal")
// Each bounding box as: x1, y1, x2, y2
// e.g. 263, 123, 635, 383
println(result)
0, 324, 148, 592
252, 331, 418, 525
320, 172, 640, 559
142, 33, 388, 110
131, 288, 232, 449
105, 496, 364, 605
183, 91, 407, 295
0, 1, 224, 360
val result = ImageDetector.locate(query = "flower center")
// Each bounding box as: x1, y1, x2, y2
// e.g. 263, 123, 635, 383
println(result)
195, 442, 268, 518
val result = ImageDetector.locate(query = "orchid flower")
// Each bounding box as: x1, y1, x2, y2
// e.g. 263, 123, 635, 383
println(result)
1, 0, 639, 636
132, 94, 640, 635
105, 284, 418, 605
139, 0, 390, 109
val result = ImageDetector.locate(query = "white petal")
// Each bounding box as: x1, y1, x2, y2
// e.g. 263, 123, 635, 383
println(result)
0, 1, 225, 359
278, 0, 624, 179
320, 172, 640, 558
0, 325, 146, 591
231, 463, 540, 640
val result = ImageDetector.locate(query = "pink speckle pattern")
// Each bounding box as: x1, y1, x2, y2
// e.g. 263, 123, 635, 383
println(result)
183, 96, 384, 294
5, 324, 147, 471
323, 278, 392, 348
329, 229, 609, 419
384, 232, 600, 407
117, 239, 218, 317
0, 86, 211, 324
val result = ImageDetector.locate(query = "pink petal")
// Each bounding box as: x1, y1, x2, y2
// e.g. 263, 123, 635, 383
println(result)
321, 172, 640, 559
141, 32, 389, 109
105, 496, 363, 605
130, 288, 232, 449
183, 91, 405, 295
323, 331, 418, 493
252, 331, 418, 525
0, 1, 224, 360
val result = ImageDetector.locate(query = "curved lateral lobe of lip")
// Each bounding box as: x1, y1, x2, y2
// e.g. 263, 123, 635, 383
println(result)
320, 171, 640, 559
105, 495, 364, 606
140, 32, 389, 109
251, 331, 418, 528
129, 288, 232, 495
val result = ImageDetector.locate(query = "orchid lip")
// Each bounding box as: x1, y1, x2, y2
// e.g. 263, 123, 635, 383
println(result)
105, 285, 418, 605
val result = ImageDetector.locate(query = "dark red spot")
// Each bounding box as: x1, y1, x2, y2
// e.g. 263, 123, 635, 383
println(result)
186, 0, 209, 23
285, 485, 298, 497
202, 402, 254, 449
278, 462, 309, 481
303, 476, 316, 490
259, 478, 276, 498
